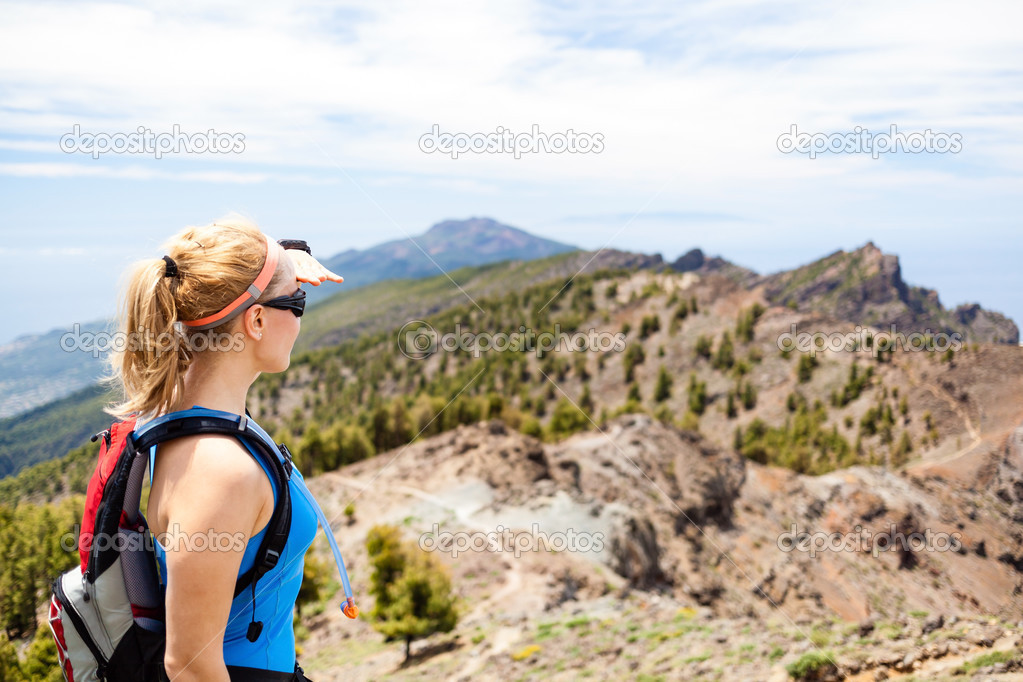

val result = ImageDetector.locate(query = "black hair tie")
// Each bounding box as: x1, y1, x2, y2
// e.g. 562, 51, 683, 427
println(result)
162, 255, 178, 278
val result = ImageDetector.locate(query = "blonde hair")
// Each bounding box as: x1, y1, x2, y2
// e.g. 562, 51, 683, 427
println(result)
104, 215, 287, 420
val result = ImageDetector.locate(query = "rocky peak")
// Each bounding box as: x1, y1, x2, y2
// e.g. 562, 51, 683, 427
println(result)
759, 242, 1018, 344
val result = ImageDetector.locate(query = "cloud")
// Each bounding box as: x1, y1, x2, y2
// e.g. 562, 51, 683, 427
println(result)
0, 0, 1019, 195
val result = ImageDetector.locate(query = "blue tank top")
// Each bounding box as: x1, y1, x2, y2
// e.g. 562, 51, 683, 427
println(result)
144, 408, 318, 673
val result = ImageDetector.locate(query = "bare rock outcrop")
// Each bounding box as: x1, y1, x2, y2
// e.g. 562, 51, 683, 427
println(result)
758, 242, 1019, 344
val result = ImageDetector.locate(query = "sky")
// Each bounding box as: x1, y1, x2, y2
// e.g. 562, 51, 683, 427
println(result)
0, 0, 1020, 344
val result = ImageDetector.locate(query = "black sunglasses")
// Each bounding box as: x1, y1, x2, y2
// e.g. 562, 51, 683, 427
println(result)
261, 288, 306, 317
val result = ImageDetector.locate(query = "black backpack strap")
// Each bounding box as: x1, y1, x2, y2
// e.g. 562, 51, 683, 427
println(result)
129, 414, 292, 599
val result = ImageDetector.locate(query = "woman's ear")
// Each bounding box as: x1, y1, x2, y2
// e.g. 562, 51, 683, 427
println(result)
241, 304, 265, 340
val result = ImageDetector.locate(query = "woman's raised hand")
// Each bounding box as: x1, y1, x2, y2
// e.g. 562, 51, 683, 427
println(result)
286, 250, 344, 286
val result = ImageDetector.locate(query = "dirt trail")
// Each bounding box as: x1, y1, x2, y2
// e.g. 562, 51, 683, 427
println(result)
452, 565, 525, 680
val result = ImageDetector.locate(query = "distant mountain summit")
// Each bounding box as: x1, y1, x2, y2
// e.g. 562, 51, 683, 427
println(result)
759, 242, 1019, 344
421, 217, 572, 257
317, 217, 577, 298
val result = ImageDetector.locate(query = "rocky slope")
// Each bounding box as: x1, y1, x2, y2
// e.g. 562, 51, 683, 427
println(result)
295, 410, 1023, 680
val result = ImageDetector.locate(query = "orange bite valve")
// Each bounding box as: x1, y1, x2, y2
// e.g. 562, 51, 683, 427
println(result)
342, 597, 359, 619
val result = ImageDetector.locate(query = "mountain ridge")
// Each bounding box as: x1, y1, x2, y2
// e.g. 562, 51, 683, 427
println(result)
0, 237, 1017, 476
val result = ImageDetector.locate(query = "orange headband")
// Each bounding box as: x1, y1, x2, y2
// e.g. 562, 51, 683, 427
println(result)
182, 234, 279, 331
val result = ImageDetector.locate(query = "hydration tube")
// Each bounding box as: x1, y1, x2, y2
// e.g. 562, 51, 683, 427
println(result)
297, 483, 359, 619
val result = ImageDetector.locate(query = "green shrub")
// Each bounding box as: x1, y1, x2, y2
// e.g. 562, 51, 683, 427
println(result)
679, 411, 700, 432
786, 651, 837, 680
738, 400, 853, 474
957, 650, 1018, 675
548, 399, 590, 438
520, 417, 543, 439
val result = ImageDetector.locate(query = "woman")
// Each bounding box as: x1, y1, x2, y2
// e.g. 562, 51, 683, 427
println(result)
105, 216, 342, 681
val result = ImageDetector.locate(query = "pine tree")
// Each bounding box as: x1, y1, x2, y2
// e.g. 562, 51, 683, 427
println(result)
18, 626, 62, 682
797, 354, 817, 383
654, 366, 672, 402
694, 335, 713, 359
687, 373, 707, 416
579, 385, 595, 414
742, 382, 757, 410
0, 633, 21, 682
623, 344, 645, 383
366, 525, 458, 663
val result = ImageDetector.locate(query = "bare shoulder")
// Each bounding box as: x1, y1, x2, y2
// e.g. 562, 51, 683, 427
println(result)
160, 433, 266, 488
193, 434, 269, 481
150, 434, 273, 535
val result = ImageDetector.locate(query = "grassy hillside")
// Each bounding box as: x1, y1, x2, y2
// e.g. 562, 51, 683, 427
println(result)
298, 249, 658, 351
